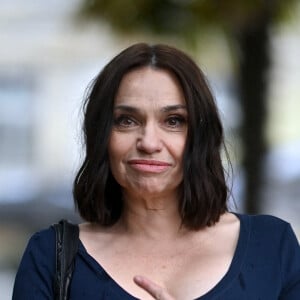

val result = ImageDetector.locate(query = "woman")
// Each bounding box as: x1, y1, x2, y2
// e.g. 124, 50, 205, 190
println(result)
13, 43, 300, 299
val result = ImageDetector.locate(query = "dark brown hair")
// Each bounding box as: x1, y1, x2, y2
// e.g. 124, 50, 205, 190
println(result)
73, 43, 228, 229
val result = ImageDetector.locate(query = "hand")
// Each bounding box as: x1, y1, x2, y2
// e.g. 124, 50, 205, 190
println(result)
133, 275, 176, 300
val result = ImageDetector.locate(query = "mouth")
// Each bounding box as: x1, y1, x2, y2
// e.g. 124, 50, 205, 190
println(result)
127, 159, 171, 173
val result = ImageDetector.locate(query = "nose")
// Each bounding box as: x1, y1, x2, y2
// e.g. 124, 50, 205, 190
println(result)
136, 122, 163, 154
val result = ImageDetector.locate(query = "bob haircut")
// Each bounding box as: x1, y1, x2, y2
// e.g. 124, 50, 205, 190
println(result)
73, 43, 228, 229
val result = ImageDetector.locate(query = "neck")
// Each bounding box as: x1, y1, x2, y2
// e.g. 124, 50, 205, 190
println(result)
117, 191, 186, 240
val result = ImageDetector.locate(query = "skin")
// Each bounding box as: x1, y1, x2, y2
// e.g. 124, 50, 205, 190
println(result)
79, 67, 240, 300
134, 275, 175, 300
108, 66, 187, 299
108, 66, 188, 208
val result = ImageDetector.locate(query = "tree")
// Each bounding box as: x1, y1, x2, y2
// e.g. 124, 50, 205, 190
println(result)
78, 0, 296, 214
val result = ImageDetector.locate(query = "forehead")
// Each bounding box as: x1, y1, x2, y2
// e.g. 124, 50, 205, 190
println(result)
114, 66, 186, 107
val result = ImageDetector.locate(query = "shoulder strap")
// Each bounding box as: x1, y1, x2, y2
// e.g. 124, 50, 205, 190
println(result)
52, 219, 79, 300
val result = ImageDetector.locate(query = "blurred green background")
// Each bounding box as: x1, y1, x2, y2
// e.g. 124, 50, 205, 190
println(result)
1, 0, 300, 298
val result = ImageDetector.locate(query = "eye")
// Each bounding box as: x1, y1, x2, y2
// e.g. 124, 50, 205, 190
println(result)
113, 115, 137, 128
165, 115, 187, 129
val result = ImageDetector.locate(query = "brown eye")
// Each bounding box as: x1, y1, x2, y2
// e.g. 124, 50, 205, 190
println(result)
165, 115, 186, 129
114, 115, 137, 128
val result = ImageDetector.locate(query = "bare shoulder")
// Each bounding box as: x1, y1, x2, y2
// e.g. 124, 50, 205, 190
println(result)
186, 212, 240, 256
220, 211, 240, 224
215, 212, 240, 236
79, 222, 121, 252
210, 212, 240, 251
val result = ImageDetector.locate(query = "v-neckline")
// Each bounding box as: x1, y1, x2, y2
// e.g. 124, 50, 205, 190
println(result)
77, 213, 250, 299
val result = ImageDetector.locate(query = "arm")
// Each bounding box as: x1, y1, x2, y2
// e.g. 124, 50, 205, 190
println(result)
279, 224, 300, 299
12, 228, 56, 300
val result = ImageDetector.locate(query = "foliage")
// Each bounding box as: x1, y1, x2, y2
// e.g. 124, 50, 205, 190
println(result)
79, 0, 296, 45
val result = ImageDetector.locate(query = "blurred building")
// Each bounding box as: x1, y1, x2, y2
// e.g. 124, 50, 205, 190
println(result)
0, 2, 119, 297
0, 0, 120, 225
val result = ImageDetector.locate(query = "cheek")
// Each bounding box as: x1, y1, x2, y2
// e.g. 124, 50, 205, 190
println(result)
169, 136, 186, 162
107, 138, 122, 184
108, 134, 135, 187
108, 134, 121, 165
108, 133, 133, 168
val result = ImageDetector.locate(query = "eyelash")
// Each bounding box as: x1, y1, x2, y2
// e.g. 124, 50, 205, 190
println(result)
165, 115, 187, 129
113, 115, 137, 128
113, 114, 187, 130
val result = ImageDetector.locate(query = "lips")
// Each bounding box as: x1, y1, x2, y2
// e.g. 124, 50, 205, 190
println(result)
127, 159, 171, 173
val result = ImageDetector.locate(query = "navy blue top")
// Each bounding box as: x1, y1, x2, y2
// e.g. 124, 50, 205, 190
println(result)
13, 214, 300, 299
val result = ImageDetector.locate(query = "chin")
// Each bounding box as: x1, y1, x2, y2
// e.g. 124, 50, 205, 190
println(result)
134, 183, 179, 198
120, 176, 182, 198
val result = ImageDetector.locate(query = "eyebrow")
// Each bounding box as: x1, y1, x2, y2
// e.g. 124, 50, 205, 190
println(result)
114, 104, 187, 113
161, 104, 187, 112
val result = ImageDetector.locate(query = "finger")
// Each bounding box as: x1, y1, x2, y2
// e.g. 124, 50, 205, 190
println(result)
133, 275, 175, 300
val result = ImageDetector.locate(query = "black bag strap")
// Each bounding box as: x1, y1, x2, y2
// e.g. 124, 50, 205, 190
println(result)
52, 219, 79, 300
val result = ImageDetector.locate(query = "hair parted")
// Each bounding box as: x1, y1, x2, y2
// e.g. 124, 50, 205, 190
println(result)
73, 42, 229, 229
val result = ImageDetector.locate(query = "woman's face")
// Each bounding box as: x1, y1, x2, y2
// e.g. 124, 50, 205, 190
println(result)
108, 66, 187, 199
